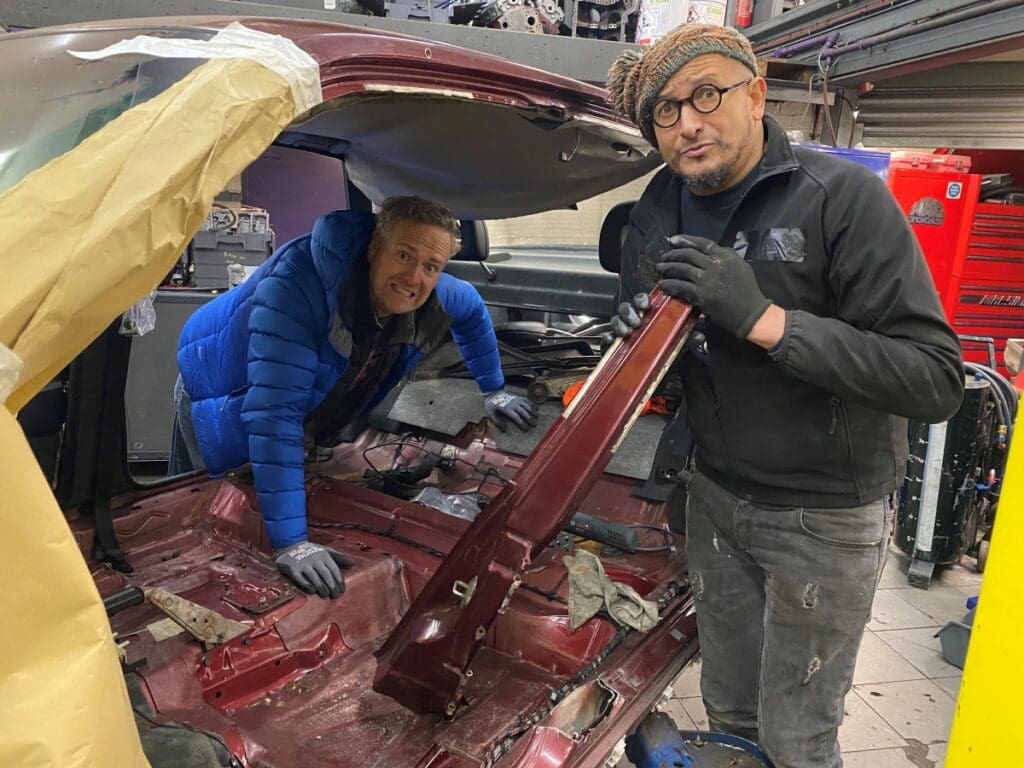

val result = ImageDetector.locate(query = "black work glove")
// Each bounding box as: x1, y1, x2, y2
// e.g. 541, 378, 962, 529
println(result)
274, 541, 353, 599
656, 235, 772, 340
610, 293, 651, 338
484, 390, 539, 432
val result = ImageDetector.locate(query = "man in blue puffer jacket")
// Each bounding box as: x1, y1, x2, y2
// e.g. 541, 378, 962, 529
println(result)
173, 196, 537, 598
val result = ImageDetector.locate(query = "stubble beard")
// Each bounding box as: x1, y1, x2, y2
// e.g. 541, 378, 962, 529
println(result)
682, 160, 732, 194
674, 123, 753, 194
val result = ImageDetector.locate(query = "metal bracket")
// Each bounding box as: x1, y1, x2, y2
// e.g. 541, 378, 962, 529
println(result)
497, 574, 523, 614
907, 558, 936, 590
144, 587, 249, 649
452, 577, 478, 607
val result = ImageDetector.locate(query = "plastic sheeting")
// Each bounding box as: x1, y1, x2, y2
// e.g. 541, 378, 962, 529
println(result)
69, 22, 323, 116
0, 34, 314, 767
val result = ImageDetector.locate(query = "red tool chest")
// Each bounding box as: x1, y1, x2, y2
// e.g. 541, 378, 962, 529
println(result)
888, 153, 1024, 372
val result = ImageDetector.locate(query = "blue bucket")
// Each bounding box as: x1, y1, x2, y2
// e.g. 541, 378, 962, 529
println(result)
625, 712, 774, 767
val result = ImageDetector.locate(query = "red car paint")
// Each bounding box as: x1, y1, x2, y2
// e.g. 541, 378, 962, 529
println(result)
25, 16, 704, 767
84, 450, 697, 766
375, 291, 696, 715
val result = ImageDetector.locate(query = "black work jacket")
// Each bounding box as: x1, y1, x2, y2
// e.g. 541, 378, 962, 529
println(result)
618, 115, 964, 508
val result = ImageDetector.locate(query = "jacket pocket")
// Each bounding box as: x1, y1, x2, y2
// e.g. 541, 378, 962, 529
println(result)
842, 399, 901, 501
799, 499, 887, 550
734, 228, 806, 263
830, 396, 863, 498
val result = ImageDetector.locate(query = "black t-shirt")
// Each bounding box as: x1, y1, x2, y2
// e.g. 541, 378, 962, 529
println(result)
305, 262, 405, 445
678, 161, 761, 244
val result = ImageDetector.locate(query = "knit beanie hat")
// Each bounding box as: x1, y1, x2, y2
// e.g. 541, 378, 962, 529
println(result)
607, 24, 759, 145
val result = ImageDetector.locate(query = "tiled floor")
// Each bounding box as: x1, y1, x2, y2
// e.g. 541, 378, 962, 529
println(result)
656, 546, 982, 768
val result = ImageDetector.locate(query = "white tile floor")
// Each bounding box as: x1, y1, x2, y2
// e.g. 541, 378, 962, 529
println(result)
654, 546, 981, 768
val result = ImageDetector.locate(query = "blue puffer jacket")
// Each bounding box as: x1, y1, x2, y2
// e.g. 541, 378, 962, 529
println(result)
177, 210, 503, 548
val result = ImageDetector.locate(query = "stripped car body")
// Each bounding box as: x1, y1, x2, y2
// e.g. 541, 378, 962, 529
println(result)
6, 16, 699, 768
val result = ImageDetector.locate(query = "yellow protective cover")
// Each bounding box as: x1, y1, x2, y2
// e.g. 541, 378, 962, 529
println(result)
0, 56, 300, 767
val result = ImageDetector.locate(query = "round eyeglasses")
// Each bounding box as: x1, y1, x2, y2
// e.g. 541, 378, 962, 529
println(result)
651, 79, 752, 128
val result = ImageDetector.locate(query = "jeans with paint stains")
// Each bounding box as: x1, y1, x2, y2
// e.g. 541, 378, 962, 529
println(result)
683, 470, 895, 768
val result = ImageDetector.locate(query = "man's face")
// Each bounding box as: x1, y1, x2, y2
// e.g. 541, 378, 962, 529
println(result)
652, 54, 767, 195
367, 219, 452, 317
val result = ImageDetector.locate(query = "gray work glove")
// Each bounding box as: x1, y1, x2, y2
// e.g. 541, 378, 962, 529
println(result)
274, 541, 353, 599
484, 390, 539, 432
610, 293, 651, 338
656, 235, 771, 340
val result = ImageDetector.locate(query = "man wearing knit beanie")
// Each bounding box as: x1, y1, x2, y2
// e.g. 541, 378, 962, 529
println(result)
606, 23, 963, 768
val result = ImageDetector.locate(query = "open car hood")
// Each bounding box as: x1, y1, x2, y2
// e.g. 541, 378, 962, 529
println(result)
262, 17, 660, 217
285, 94, 654, 219
0, 17, 659, 218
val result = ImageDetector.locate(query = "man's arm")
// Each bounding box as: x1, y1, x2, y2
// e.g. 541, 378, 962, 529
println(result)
768, 168, 964, 423
440, 276, 537, 431
241, 266, 319, 550
243, 262, 358, 599
440, 276, 504, 392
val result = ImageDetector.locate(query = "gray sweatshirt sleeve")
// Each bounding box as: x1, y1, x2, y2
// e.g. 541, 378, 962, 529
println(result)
769, 166, 964, 423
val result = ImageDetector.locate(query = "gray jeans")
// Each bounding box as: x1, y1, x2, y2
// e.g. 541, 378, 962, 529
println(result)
168, 375, 206, 475
684, 470, 894, 768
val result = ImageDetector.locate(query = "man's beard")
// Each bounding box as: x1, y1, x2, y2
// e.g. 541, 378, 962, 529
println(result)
674, 126, 751, 194
681, 161, 732, 194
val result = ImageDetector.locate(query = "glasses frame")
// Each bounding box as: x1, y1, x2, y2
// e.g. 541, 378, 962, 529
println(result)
651, 79, 753, 129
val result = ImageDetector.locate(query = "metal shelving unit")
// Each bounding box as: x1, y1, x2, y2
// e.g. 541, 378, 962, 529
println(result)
746, 0, 1024, 86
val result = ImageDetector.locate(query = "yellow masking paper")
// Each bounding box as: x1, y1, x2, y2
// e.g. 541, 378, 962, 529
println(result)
0, 408, 148, 767
0, 56, 298, 411
0, 56, 302, 767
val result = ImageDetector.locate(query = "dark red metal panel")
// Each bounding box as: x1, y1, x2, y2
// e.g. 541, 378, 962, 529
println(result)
81, 424, 697, 766
374, 291, 694, 714
158, 17, 615, 115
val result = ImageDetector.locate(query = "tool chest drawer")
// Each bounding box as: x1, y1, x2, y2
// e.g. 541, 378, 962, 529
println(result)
962, 203, 1024, 282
